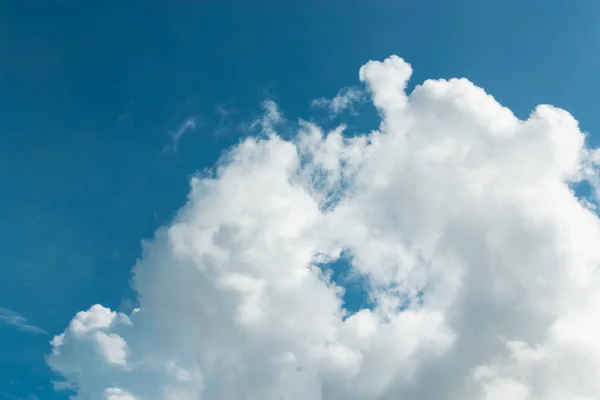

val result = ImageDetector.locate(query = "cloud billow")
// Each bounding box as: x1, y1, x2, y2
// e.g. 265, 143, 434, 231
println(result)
48, 56, 600, 400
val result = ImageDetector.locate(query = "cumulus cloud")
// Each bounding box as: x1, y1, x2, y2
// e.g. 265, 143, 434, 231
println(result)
0, 307, 47, 335
312, 87, 364, 116
48, 55, 600, 399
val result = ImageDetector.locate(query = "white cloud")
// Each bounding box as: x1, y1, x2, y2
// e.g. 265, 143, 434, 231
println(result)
165, 117, 199, 153
104, 388, 136, 400
48, 55, 600, 399
94, 331, 129, 366
583, 148, 600, 203
247, 100, 283, 135
49, 304, 131, 388
312, 87, 364, 116
0, 307, 46, 335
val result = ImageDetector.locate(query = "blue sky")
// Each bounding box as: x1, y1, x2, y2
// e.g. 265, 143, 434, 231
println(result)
1, 1, 600, 399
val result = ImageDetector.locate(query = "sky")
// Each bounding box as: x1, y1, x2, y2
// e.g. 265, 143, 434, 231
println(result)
1, 1, 600, 399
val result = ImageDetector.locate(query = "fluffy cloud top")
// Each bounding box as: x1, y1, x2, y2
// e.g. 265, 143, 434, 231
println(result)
48, 55, 600, 399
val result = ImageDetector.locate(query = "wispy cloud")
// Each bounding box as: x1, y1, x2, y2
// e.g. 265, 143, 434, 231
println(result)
0, 307, 47, 335
164, 117, 200, 153
311, 86, 364, 116
3, 393, 39, 400
213, 104, 240, 137
246, 100, 283, 135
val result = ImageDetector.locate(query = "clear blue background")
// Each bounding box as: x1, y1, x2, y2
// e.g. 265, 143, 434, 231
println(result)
1, 0, 599, 398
